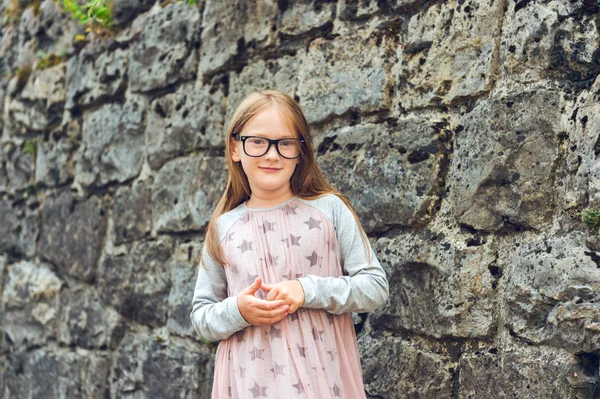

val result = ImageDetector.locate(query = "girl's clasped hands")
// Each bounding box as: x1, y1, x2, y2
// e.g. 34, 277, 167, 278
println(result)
237, 277, 305, 326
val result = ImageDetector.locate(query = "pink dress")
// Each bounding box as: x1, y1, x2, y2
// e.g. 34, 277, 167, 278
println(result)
211, 199, 367, 399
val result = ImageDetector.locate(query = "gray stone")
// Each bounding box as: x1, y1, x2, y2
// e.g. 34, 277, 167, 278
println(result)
279, 0, 335, 37
506, 232, 600, 352
315, 119, 443, 233
359, 335, 453, 398
128, 2, 201, 92
146, 81, 226, 170
167, 241, 202, 337
562, 75, 600, 210
459, 343, 579, 399
501, 0, 600, 85
97, 237, 174, 327
336, 0, 380, 20
152, 155, 228, 233
369, 229, 496, 338
396, 0, 501, 110
449, 89, 564, 232
110, 330, 214, 398
39, 191, 107, 283
0, 140, 34, 192
5, 63, 65, 133
226, 54, 302, 131
113, 178, 153, 245
297, 26, 395, 124
198, 0, 278, 78
111, 0, 155, 27
57, 278, 125, 350
65, 45, 128, 109
34, 0, 83, 57
0, 197, 38, 258
35, 119, 80, 186
0, 24, 19, 78
75, 101, 145, 187
2, 347, 110, 398
2, 260, 63, 350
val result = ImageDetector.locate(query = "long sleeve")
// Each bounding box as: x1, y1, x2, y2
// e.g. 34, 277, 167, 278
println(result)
189, 243, 251, 342
296, 196, 390, 315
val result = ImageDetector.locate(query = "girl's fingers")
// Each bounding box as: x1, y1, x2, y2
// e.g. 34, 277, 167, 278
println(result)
260, 282, 274, 291
254, 298, 286, 310
266, 287, 280, 301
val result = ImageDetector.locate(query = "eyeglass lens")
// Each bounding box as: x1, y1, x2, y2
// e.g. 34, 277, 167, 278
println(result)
244, 137, 300, 158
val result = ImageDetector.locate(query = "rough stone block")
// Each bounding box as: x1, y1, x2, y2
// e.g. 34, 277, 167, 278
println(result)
198, 0, 278, 78
128, 2, 200, 92
39, 191, 107, 283
113, 178, 153, 245
397, 0, 501, 110
315, 119, 443, 233
146, 81, 226, 170
152, 155, 228, 233
449, 89, 564, 232
506, 232, 600, 352
297, 27, 395, 123
359, 335, 453, 398
2, 261, 63, 350
97, 237, 174, 327
369, 229, 496, 338
75, 101, 145, 187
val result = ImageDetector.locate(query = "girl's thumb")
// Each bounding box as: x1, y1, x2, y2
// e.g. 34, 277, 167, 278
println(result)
243, 277, 261, 295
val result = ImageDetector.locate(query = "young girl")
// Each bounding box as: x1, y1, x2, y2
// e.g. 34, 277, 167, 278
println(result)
190, 90, 389, 399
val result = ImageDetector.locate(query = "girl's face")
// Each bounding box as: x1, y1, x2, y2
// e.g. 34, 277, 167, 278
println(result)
231, 108, 301, 198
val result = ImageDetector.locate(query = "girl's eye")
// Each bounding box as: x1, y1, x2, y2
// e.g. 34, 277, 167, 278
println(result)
249, 138, 266, 145
280, 140, 294, 147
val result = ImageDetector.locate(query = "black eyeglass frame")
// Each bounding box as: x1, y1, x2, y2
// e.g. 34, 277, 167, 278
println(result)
234, 134, 305, 159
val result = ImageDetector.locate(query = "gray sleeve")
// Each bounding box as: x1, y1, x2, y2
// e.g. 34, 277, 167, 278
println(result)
296, 196, 390, 315
189, 235, 251, 342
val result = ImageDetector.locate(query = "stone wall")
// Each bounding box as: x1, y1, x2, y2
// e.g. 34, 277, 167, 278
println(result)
1, 0, 599, 397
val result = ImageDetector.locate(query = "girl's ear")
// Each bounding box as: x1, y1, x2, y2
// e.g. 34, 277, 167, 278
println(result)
231, 139, 241, 162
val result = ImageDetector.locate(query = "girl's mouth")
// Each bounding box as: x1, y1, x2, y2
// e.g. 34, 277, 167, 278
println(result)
259, 167, 282, 172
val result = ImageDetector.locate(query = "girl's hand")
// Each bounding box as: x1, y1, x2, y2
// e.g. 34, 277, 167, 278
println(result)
237, 277, 290, 326
261, 279, 305, 314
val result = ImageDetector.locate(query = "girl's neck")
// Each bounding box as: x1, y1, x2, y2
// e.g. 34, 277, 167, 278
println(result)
245, 192, 296, 209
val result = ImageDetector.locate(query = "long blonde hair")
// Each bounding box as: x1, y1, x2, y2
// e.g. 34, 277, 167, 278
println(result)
200, 90, 371, 269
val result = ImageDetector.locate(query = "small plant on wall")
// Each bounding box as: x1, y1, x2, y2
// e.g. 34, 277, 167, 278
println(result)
577, 208, 600, 235
62, 0, 113, 27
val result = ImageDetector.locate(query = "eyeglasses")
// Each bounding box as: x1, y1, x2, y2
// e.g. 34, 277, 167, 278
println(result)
234, 134, 304, 159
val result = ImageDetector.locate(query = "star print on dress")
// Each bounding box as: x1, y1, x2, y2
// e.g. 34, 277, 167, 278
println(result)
268, 325, 282, 340
228, 262, 239, 274
237, 239, 254, 253
297, 343, 308, 357
282, 204, 299, 215
239, 365, 246, 378
312, 366, 326, 373
225, 230, 235, 243
305, 250, 323, 267
327, 349, 336, 361
289, 311, 299, 321
235, 329, 246, 343
326, 239, 338, 253
326, 313, 334, 325
292, 379, 305, 394
282, 271, 303, 280
243, 272, 259, 286
311, 327, 324, 341
259, 220, 276, 234
270, 361, 286, 377
250, 346, 265, 360
281, 234, 302, 248
241, 212, 253, 224
228, 386, 232, 397
259, 252, 279, 267
332, 382, 341, 397
248, 382, 268, 398
303, 216, 322, 230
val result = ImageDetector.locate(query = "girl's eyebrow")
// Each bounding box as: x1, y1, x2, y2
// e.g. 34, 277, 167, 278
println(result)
246, 133, 296, 139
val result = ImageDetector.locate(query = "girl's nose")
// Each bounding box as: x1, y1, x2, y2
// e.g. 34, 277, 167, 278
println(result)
264, 143, 280, 160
